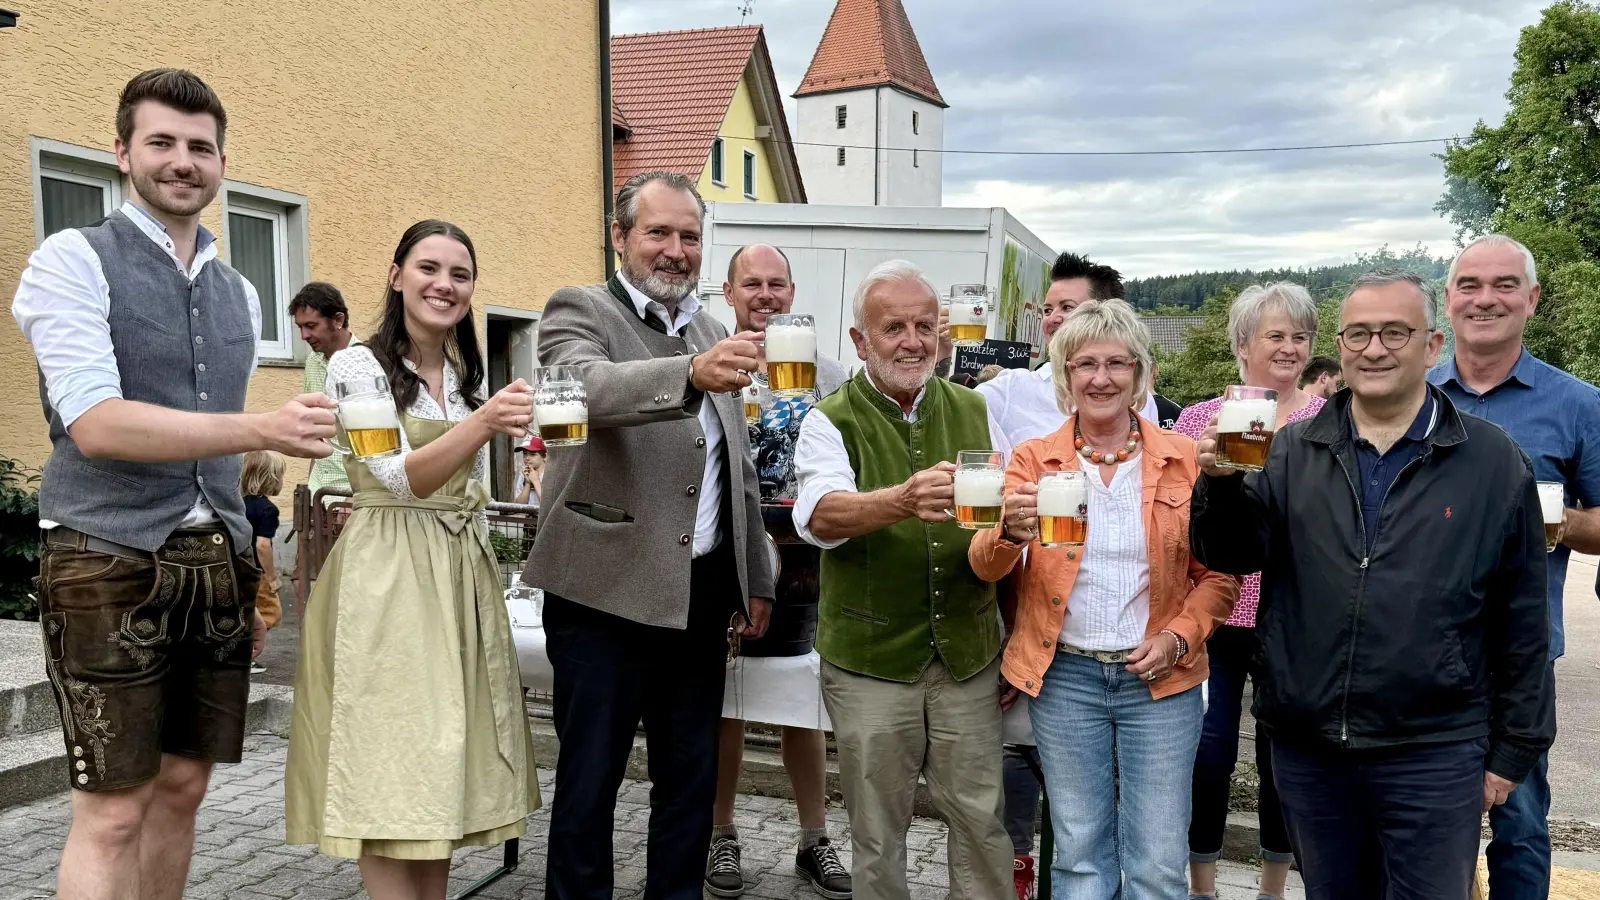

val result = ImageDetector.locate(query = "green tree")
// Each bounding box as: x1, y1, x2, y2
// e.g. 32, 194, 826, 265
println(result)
1437, 0, 1600, 376
1152, 292, 1240, 407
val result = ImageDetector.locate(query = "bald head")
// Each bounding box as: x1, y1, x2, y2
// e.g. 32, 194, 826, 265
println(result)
724, 243, 797, 333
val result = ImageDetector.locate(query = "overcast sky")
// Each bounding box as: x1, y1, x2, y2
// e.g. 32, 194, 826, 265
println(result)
612, 0, 1546, 278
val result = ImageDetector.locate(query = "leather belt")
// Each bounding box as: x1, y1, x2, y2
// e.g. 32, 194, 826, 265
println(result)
44, 526, 150, 562
1057, 642, 1137, 664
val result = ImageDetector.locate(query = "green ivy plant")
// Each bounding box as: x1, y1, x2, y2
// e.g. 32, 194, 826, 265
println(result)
0, 458, 41, 621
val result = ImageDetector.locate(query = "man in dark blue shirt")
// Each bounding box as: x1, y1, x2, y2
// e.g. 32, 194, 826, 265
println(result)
1430, 234, 1600, 899
1351, 391, 1437, 552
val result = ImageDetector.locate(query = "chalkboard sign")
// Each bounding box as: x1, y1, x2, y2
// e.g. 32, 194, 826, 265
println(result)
953, 339, 1034, 380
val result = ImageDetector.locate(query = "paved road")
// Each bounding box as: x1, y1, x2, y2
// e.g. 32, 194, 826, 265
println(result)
1553, 553, 1600, 824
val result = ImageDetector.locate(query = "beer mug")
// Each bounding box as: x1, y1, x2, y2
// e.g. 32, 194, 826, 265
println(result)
533, 366, 588, 448
1037, 470, 1089, 549
764, 313, 817, 396
329, 377, 403, 460
953, 450, 1004, 530
742, 381, 763, 425
1538, 481, 1566, 553
1214, 385, 1278, 472
947, 284, 993, 348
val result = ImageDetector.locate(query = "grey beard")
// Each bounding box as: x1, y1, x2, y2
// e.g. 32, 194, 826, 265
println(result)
866, 355, 935, 396
621, 257, 695, 306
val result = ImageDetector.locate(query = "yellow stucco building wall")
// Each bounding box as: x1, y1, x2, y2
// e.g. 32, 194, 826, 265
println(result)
697, 70, 781, 204
0, 1, 604, 489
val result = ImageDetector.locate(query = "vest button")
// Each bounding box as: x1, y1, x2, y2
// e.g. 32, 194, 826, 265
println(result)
197, 475, 205, 485
931, 541, 941, 549
679, 534, 691, 546
933, 566, 941, 574
194, 336, 204, 346
198, 392, 208, 401
191, 308, 200, 317
196, 363, 206, 372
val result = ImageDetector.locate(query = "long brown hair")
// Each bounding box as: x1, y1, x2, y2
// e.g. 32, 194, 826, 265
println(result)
365, 220, 486, 413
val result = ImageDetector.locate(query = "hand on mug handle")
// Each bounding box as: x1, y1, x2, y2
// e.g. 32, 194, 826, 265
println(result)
1196, 413, 1237, 479
472, 379, 535, 439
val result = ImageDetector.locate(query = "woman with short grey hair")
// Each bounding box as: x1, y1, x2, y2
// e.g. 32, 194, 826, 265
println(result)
1172, 281, 1323, 900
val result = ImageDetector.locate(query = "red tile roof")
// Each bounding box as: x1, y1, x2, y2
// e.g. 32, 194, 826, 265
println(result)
794, 0, 945, 107
610, 25, 761, 192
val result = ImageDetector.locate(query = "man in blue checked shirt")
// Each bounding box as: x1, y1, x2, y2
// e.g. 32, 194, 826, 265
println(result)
1430, 234, 1600, 899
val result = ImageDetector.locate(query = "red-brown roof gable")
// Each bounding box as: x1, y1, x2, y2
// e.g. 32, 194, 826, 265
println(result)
610, 25, 760, 192
794, 0, 945, 107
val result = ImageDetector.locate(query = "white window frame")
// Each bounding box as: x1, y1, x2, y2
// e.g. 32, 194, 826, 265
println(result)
710, 137, 726, 186
222, 182, 309, 363
836, 105, 847, 129
29, 138, 125, 247
743, 150, 757, 200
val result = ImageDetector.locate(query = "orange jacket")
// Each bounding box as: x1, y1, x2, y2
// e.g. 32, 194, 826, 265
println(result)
969, 416, 1238, 700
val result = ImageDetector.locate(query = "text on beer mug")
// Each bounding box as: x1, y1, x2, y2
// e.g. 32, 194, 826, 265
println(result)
1538, 481, 1566, 553
1037, 470, 1089, 549
954, 449, 1004, 529
946, 284, 993, 348
1215, 385, 1278, 473
534, 365, 588, 448
765, 313, 817, 397
330, 377, 403, 460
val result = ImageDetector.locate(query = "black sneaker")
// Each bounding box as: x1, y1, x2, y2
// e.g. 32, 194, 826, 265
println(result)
705, 835, 746, 898
796, 837, 851, 899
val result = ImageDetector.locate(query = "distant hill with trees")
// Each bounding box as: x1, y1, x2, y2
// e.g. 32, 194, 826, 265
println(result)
1126, 246, 1448, 312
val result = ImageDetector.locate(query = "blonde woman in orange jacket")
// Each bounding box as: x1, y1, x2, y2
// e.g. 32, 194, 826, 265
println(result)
969, 299, 1237, 900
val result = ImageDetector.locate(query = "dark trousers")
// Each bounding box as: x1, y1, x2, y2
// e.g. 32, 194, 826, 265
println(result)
1002, 744, 1041, 855
1188, 625, 1292, 861
1271, 736, 1487, 900
1486, 662, 1554, 899
543, 536, 739, 900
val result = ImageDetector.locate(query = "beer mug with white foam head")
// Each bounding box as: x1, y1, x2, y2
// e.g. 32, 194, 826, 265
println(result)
330, 377, 403, 460
1037, 470, 1089, 549
764, 313, 817, 396
1215, 385, 1278, 472
742, 381, 762, 425
533, 366, 588, 448
1538, 481, 1566, 553
947, 284, 993, 347
954, 450, 1004, 529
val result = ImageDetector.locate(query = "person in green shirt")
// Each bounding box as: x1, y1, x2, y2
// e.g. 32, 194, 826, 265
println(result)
291, 281, 357, 504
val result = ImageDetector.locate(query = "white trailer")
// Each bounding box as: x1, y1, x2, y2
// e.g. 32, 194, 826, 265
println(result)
698, 203, 1057, 369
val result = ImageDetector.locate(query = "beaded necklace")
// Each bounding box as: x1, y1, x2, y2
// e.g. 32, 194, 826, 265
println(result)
1073, 412, 1142, 466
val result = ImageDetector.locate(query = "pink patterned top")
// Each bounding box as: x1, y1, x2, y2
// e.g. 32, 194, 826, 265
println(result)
1172, 393, 1327, 628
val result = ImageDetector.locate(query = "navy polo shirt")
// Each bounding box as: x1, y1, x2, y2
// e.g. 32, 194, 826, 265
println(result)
1431, 350, 1600, 659
1349, 392, 1438, 554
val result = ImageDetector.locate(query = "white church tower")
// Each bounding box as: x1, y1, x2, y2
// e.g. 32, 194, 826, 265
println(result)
793, 0, 946, 207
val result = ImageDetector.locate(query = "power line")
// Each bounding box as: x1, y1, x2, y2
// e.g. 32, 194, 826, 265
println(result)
622, 122, 1458, 157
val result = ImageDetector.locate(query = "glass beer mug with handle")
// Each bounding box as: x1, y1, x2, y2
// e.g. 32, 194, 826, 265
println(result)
764, 313, 817, 397
1037, 470, 1089, 549
1214, 385, 1278, 472
533, 366, 588, 448
1538, 481, 1566, 553
947, 284, 993, 348
329, 377, 403, 460
953, 450, 1004, 529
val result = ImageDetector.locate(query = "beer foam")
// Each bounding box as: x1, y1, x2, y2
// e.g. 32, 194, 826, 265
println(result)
954, 469, 1004, 507
535, 402, 588, 426
949, 300, 986, 326
339, 396, 400, 430
1216, 398, 1277, 434
764, 324, 817, 363
1538, 482, 1565, 524
1037, 476, 1088, 517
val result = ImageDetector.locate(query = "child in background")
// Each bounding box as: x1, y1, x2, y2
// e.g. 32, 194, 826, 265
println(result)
240, 450, 286, 674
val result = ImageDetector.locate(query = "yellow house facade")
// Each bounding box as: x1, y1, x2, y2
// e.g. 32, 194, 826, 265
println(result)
697, 72, 783, 205
0, 1, 606, 496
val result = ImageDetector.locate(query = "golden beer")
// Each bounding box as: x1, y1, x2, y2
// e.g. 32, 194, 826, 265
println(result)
949, 323, 987, 345
538, 421, 588, 445
1539, 481, 1565, 553
346, 427, 401, 458
768, 360, 816, 395
948, 298, 989, 347
1215, 392, 1278, 472
953, 465, 1004, 530
1037, 471, 1088, 548
535, 400, 588, 448
744, 401, 761, 423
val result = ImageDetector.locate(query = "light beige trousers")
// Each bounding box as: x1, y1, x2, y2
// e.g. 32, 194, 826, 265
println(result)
821, 657, 1012, 900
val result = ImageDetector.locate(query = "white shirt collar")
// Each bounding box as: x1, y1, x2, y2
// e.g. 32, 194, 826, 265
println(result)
864, 367, 928, 421
617, 271, 701, 333
1034, 360, 1053, 381
121, 200, 217, 255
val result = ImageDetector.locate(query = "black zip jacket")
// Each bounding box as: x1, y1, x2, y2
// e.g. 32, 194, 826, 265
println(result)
1190, 387, 1553, 783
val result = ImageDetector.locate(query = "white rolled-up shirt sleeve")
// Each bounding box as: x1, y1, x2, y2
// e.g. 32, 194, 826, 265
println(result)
12, 230, 122, 427
791, 407, 856, 550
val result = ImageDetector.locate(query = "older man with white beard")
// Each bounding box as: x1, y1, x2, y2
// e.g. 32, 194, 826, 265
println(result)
793, 260, 1012, 900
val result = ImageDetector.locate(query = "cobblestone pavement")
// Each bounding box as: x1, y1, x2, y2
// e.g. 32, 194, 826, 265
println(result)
0, 732, 1298, 899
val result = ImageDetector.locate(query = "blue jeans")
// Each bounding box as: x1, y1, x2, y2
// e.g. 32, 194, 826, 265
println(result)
1030, 651, 1203, 900
1188, 625, 1292, 863
1270, 736, 1487, 900
1487, 749, 1551, 899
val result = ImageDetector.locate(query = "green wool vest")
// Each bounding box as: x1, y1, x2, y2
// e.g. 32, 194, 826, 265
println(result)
814, 371, 1001, 683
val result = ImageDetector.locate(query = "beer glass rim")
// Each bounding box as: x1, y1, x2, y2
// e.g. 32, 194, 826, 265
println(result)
332, 376, 392, 398
766, 313, 814, 326
534, 365, 582, 385
1040, 469, 1086, 482
956, 449, 1002, 468
1224, 385, 1277, 401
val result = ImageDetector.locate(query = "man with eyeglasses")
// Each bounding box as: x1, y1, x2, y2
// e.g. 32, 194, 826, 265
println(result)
1189, 271, 1553, 900
1428, 235, 1600, 899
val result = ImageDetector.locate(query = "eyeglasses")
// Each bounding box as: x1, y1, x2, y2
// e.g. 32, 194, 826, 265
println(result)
1067, 358, 1136, 376
1337, 325, 1426, 351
